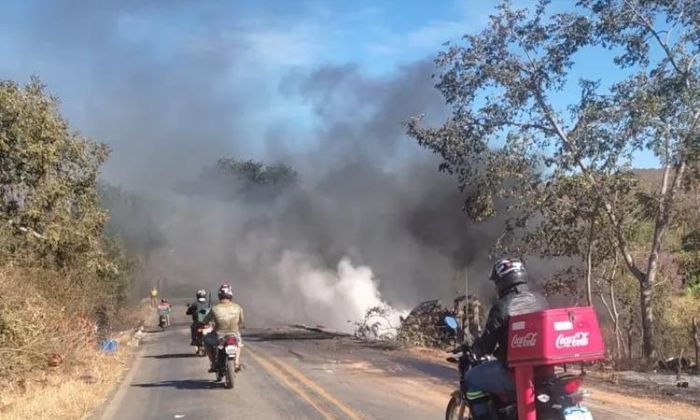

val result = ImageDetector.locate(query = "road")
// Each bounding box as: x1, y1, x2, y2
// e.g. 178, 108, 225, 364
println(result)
95, 308, 673, 420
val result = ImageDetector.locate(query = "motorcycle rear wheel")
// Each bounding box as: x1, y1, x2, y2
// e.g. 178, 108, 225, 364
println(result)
445, 391, 469, 420
224, 359, 236, 389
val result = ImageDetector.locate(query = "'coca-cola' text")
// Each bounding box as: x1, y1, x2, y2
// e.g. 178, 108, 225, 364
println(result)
555, 332, 590, 349
511, 332, 538, 348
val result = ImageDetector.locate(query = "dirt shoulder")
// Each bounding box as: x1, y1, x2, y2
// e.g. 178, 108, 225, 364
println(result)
583, 370, 700, 410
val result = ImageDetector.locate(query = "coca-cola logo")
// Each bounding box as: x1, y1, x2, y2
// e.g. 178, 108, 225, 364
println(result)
555, 332, 590, 349
511, 332, 538, 348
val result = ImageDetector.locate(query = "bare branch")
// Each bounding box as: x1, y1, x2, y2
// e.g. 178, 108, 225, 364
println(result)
531, 87, 645, 281
623, 0, 684, 76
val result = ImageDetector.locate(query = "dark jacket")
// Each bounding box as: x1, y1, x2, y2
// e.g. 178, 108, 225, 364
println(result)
472, 284, 547, 362
186, 301, 211, 323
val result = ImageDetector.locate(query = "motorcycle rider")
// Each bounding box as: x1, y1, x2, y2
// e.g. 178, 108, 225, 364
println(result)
203, 284, 245, 372
464, 258, 547, 420
186, 289, 211, 345
157, 298, 172, 327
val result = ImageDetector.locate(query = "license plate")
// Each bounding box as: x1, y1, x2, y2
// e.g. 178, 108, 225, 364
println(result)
225, 345, 238, 356
563, 406, 593, 420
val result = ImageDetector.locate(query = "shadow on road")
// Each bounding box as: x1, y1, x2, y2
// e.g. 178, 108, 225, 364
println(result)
144, 353, 198, 359
388, 356, 456, 380
245, 331, 341, 342
132, 379, 221, 390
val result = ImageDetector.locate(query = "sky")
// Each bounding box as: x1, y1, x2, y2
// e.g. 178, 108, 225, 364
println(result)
0, 0, 658, 188
0, 0, 665, 314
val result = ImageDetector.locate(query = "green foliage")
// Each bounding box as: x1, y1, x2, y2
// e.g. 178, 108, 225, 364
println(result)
0, 78, 132, 378
409, 0, 700, 359
654, 283, 700, 358
677, 228, 700, 295
0, 77, 110, 268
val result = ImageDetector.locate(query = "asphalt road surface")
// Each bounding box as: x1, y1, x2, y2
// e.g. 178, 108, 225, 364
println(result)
95, 309, 669, 420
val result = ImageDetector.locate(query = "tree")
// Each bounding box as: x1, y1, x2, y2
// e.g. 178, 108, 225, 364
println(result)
177, 158, 298, 202
408, 0, 700, 359
519, 175, 611, 306
0, 77, 111, 269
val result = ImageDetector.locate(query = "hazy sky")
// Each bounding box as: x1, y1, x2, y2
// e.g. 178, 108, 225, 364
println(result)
1, 0, 658, 188
1, 1, 663, 314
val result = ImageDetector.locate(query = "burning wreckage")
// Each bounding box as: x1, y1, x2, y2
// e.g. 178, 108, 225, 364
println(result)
356, 294, 483, 348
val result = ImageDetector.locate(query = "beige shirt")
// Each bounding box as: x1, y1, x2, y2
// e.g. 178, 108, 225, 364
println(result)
206, 301, 244, 335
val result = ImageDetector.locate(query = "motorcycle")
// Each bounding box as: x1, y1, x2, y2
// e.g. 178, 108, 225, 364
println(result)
193, 321, 212, 357
443, 316, 593, 420
214, 334, 239, 389
158, 313, 168, 331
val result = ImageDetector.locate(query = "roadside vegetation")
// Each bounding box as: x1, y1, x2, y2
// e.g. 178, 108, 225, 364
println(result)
409, 0, 700, 368
0, 74, 301, 415
0, 78, 142, 417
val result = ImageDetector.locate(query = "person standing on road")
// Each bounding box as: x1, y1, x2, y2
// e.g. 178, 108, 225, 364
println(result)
150, 286, 158, 308
203, 284, 245, 372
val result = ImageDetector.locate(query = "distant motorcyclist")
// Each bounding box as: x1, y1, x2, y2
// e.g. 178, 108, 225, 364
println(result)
186, 289, 211, 345
157, 298, 172, 327
463, 258, 547, 420
203, 284, 245, 372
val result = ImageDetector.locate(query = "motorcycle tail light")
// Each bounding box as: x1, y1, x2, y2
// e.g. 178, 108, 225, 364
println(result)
224, 336, 238, 346
561, 377, 583, 394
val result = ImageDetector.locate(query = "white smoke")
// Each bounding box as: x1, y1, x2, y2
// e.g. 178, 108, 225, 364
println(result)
275, 250, 406, 333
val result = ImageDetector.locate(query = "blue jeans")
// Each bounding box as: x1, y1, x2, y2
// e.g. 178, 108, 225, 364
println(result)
464, 360, 514, 399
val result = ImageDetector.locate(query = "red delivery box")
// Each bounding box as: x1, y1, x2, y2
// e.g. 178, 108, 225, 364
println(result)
507, 306, 605, 367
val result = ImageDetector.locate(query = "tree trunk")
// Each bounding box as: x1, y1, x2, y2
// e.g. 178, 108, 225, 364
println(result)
693, 317, 699, 368
639, 160, 686, 361
585, 239, 594, 306
610, 282, 623, 360
640, 277, 656, 360
584, 202, 600, 307
627, 316, 634, 360
609, 250, 624, 359
600, 294, 623, 360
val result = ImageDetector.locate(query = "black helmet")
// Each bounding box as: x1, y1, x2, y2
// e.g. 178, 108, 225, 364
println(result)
490, 258, 528, 296
196, 289, 207, 302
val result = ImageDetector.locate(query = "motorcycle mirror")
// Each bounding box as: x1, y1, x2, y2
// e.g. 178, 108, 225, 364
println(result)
444, 316, 459, 331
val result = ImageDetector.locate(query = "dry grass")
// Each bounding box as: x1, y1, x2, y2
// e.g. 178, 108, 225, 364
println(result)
0, 309, 148, 420
0, 349, 129, 420
0, 267, 101, 379
0, 263, 150, 420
